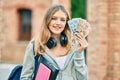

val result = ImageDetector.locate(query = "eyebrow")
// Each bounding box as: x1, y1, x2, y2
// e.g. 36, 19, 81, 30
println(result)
52, 16, 66, 19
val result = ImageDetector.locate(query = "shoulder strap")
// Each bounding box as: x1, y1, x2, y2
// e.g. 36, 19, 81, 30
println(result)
8, 65, 22, 80
32, 41, 40, 80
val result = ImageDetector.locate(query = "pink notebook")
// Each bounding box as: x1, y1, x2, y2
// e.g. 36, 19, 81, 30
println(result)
35, 63, 51, 80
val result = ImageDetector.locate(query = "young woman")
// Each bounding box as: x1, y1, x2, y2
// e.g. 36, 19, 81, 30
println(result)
20, 4, 89, 80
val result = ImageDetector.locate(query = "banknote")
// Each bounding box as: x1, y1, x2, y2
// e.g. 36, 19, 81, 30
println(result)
68, 18, 91, 38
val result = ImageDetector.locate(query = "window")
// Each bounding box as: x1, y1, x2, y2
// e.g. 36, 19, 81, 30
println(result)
18, 9, 32, 41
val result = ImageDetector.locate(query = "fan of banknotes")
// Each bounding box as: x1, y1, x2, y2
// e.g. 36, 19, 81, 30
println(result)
68, 18, 91, 38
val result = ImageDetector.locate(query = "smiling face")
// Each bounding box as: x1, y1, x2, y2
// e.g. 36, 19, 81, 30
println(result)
48, 10, 67, 35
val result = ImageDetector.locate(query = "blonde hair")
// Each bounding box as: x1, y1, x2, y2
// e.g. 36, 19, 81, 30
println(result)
35, 4, 71, 54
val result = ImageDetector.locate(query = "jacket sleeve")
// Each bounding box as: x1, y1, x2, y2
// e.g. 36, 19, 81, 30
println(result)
20, 42, 35, 80
73, 51, 89, 80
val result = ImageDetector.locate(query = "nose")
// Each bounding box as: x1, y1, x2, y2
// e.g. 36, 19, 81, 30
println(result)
56, 19, 61, 25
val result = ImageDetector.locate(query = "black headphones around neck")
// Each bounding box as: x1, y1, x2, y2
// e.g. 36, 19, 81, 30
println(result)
46, 33, 68, 49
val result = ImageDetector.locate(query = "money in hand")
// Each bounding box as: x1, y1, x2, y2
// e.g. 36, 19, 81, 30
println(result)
68, 18, 91, 38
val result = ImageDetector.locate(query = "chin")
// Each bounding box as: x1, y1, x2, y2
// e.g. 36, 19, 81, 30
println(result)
52, 32, 62, 35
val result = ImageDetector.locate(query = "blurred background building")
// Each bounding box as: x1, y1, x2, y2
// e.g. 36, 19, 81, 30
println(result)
0, 0, 120, 80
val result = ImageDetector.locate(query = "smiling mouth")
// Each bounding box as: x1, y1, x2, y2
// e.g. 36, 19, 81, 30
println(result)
53, 26, 61, 29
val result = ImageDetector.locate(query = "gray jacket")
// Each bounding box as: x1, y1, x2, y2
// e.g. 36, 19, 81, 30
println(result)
20, 41, 89, 80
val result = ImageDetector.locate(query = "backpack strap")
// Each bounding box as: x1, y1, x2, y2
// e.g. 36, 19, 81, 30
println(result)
8, 65, 22, 80
32, 41, 40, 80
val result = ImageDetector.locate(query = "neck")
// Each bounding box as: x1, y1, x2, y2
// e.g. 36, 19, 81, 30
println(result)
52, 34, 60, 43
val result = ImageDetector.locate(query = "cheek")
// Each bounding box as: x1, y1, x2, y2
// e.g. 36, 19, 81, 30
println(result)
64, 23, 66, 27
63, 23, 66, 28
49, 21, 54, 27
48, 25, 52, 31
48, 21, 53, 28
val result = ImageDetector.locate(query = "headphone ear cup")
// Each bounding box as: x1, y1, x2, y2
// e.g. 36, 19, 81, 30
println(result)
60, 33, 68, 46
46, 37, 57, 49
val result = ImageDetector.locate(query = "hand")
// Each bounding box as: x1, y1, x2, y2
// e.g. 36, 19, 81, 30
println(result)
75, 34, 88, 51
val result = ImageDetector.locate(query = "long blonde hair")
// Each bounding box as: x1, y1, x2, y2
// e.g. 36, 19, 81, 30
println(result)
35, 4, 71, 54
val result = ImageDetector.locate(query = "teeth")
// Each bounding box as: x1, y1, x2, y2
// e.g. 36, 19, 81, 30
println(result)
54, 26, 60, 29
55, 27, 60, 29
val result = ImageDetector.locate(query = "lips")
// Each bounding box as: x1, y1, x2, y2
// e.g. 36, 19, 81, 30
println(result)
53, 26, 61, 30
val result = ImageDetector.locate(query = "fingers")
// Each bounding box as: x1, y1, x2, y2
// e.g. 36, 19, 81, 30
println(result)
76, 36, 88, 47
75, 32, 84, 38
75, 34, 88, 51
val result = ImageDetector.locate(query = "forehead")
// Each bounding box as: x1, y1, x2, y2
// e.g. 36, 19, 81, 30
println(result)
53, 10, 67, 18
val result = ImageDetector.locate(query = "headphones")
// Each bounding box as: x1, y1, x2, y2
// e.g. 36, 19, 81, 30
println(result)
46, 33, 68, 49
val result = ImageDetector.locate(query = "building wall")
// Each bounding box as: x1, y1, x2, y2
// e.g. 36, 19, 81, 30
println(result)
87, 0, 120, 80
0, 0, 3, 62
107, 0, 120, 80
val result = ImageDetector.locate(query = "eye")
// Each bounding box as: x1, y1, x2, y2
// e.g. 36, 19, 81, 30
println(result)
61, 18, 66, 22
61, 19, 65, 22
51, 17, 57, 20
